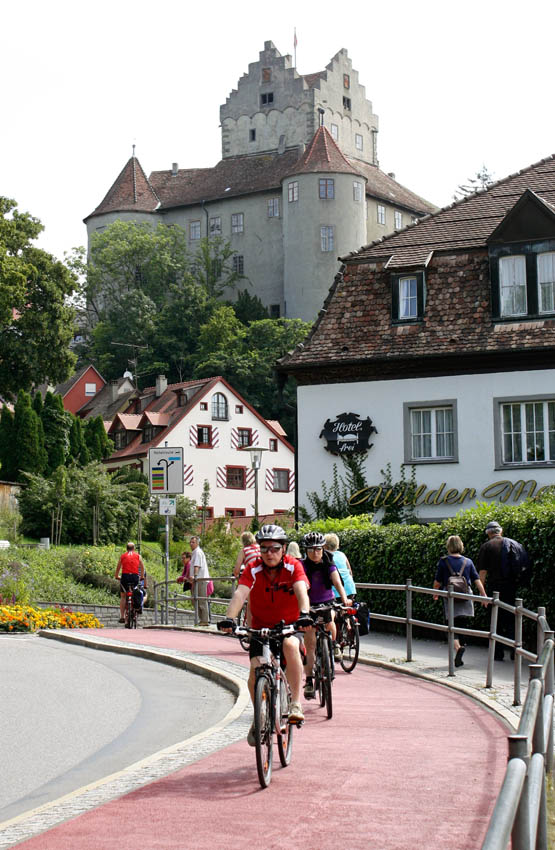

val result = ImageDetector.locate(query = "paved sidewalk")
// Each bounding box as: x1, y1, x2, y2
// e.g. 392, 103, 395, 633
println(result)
0, 625, 512, 850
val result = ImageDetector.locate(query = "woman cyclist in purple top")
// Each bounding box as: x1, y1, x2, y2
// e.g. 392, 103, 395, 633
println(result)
301, 531, 350, 699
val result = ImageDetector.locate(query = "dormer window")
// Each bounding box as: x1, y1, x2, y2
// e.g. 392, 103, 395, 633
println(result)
499, 256, 527, 316
538, 252, 555, 313
114, 430, 128, 450
391, 272, 425, 323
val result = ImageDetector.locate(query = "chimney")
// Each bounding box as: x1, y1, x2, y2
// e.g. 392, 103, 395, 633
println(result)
387, 172, 396, 180
156, 375, 167, 397
110, 380, 119, 402
171, 163, 178, 176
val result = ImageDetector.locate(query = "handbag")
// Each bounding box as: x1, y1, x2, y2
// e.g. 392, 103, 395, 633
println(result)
206, 579, 214, 596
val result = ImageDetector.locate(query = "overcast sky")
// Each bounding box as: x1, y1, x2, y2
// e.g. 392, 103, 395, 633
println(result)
2, 0, 554, 262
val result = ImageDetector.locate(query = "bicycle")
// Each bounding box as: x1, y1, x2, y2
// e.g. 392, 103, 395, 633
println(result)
121, 579, 145, 630
237, 601, 250, 651
234, 622, 302, 788
335, 602, 360, 673
310, 604, 335, 720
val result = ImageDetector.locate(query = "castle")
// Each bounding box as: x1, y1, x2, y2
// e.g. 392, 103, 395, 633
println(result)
85, 41, 435, 322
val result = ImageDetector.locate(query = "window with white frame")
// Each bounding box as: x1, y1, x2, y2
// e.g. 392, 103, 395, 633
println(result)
399, 276, 418, 319
319, 178, 334, 199
497, 398, 555, 465
85, 383, 97, 396
355, 133, 363, 151
189, 220, 201, 240
320, 226, 334, 252
377, 204, 386, 225
404, 401, 458, 463
391, 272, 425, 323
273, 469, 289, 491
499, 255, 527, 316
288, 181, 298, 203
197, 425, 212, 447
538, 252, 555, 313
209, 216, 222, 237
231, 213, 244, 234
353, 181, 363, 202
237, 428, 252, 447
267, 197, 280, 218
330, 123, 339, 141
394, 210, 402, 230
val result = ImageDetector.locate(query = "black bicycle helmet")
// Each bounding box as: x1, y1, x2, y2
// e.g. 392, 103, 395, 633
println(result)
303, 531, 326, 549
255, 524, 288, 544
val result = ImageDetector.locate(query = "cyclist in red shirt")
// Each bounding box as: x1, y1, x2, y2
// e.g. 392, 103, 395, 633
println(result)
115, 542, 145, 623
219, 525, 312, 743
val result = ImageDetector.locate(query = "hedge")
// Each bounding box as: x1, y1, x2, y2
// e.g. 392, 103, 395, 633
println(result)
292, 496, 555, 644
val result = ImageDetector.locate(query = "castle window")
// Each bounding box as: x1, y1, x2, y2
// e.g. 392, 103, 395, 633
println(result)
260, 92, 274, 106
190, 220, 201, 241
343, 74, 350, 89
319, 178, 335, 200
270, 304, 280, 318
267, 198, 280, 218
391, 272, 425, 323
320, 226, 334, 252
262, 68, 272, 82
231, 213, 244, 234
353, 181, 363, 202
343, 96, 351, 110
209, 216, 221, 237
288, 181, 299, 203
232, 254, 244, 275
377, 204, 386, 225
330, 123, 339, 141
355, 133, 363, 150
249, 129, 256, 142
394, 210, 403, 229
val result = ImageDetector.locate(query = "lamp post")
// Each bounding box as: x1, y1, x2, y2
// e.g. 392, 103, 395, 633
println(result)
240, 446, 268, 529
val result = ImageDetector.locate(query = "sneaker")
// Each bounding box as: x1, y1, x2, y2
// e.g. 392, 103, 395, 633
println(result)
288, 701, 305, 723
333, 642, 342, 661
303, 678, 315, 700
454, 646, 465, 668
247, 723, 256, 747
119, 618, 125, 624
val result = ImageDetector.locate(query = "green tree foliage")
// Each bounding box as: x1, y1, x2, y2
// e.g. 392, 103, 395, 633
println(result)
0, 197, 76, 397
12, 390, 46, 478
68, 415, 90, 466
84, 416, 113, 461
41, 392, 70, 474
0, 405, 16, 480
192, 236, 246, 299
453, 165, 495, 201
32, 393, 48, 473
231, 289, 269, 324
18, 462, 145, 544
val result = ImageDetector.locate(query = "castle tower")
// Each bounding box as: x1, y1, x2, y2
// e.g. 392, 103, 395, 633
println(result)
220, 42, 379, 166
282, 126, 367, 320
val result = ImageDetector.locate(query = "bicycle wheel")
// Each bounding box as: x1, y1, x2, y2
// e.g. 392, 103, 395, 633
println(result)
321, 636, 333, 719
238, 603, 250, 651
339, 616, 359, 673
277, 673, 293, 767
254, 674, 273, 788
131, 605, 137, 629
316, 640, 325, 708
124, 600, 132, 629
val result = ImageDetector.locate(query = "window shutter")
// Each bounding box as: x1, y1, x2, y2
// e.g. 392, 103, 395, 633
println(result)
183, 465, 194, 486
189, 426, 198, 447
246, 469, 255, 488
288, 470, 295, 492
216, 467, 226, 487
265, 470, 274, 490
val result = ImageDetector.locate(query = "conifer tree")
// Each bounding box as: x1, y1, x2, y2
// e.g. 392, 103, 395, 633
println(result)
69, 415, 90, 466
42, 391, 70, 474
0, 405, 15, 480
12, 390, 43, 477
84, 416, 112, 461
32, 393, 48, 473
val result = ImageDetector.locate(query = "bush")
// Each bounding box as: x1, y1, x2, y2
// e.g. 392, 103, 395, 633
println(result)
295, 497, 555, 639
0, 507, 21, 543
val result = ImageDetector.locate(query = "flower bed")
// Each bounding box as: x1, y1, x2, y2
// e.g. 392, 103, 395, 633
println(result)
0, 604, 102, 632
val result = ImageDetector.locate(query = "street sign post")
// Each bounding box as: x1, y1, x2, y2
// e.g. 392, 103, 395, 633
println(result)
148, 447, 184, 495
159, 497, 177, 516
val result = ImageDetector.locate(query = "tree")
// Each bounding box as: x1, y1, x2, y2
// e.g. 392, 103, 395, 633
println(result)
84, 415, 113, 461
0, 405, 15, 480
192, 237, 246, 299
68, 415, 90, 466
231, 289, 269, 324
0, 197, 77, 397
41, 392, 70, 474
453, 166, 495, 201
12, 390, 45, 478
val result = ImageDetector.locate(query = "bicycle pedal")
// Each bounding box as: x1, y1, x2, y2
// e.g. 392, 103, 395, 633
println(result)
290, 718, 304, 728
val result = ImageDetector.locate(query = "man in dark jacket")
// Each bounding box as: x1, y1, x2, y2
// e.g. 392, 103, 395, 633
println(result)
477, 521, 524, 661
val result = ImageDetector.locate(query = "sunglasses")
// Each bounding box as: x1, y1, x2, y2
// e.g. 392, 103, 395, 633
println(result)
260, 545, 283, 554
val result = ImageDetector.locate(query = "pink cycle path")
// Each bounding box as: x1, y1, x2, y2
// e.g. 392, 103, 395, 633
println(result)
20, 629, 508, 850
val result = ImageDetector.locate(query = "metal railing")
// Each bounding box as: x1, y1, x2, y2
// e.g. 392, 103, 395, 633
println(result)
153, 576, 235, 626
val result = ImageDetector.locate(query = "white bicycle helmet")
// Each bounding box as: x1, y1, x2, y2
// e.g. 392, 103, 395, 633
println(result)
255, 524, 288, 544
303, 531, 326, 548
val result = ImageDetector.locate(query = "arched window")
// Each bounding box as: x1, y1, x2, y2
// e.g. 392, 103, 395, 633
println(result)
212, 392, 228, 421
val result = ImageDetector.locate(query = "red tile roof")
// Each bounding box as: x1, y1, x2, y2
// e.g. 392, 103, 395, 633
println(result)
84, 157, 160, 221
287, 126, 361, 177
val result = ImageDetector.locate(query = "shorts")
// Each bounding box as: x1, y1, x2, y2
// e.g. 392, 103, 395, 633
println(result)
120, 573, 139, 590
249, 631, 305, 665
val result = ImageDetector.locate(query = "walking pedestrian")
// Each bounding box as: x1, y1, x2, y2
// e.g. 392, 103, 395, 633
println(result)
189, 536, 211, 626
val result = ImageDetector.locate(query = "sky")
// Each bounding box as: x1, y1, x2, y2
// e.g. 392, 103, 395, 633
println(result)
2, 0, 554, 262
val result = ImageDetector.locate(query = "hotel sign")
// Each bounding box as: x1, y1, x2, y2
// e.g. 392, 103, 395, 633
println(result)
350, 478, 555, 508
320, 412, 378, 455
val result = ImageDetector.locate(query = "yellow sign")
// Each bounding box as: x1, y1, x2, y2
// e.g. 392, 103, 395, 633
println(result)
349, 479, 555, 509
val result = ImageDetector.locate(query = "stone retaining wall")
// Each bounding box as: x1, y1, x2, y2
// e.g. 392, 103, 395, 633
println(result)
32, 601, 199, 628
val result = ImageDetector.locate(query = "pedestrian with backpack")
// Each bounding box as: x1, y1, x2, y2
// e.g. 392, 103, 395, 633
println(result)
477, 521, 529, 661
433, 535, 488, 668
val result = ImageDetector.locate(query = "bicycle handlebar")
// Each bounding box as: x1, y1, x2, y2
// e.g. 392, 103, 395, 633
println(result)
234, 623, 296, 639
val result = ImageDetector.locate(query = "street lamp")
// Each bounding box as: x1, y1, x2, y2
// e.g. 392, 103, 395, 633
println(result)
240, 446, 268, 528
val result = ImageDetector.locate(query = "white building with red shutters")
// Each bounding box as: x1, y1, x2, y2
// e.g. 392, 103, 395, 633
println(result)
104, 374, 295, 520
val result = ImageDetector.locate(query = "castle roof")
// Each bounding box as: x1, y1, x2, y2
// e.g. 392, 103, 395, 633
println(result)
287, 126, 362, 177
84, 157, 160, 221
